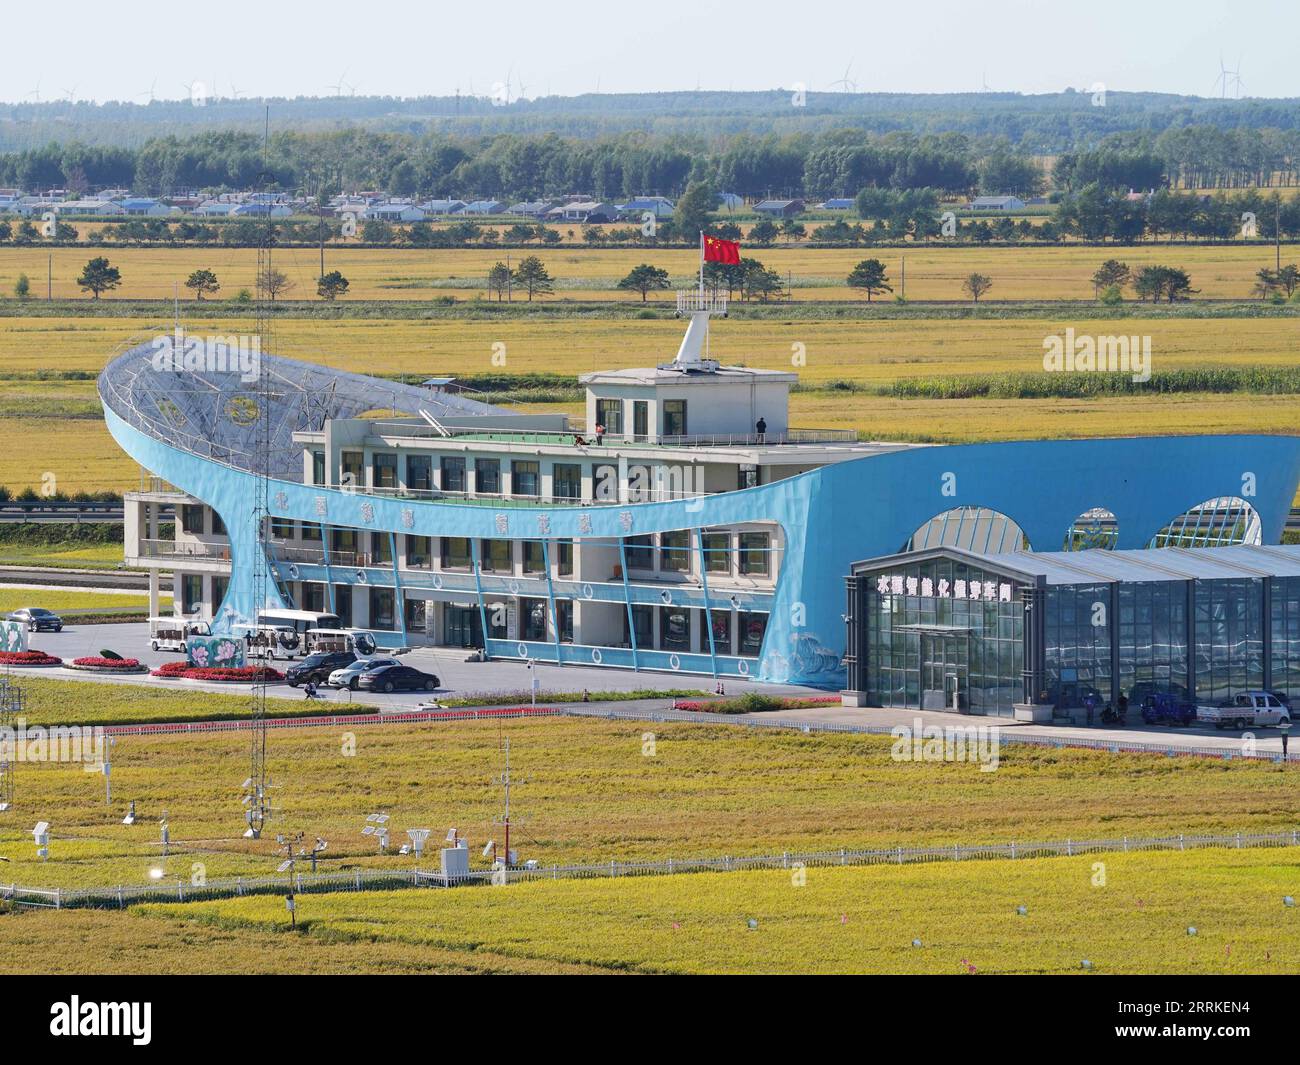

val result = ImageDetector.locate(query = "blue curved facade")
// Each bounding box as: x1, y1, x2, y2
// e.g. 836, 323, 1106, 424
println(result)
101, 364, 1300, 690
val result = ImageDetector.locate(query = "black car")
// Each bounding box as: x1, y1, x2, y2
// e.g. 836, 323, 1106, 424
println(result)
9, 607, 63, 633
285, 650, 356, 687
356, 664, 440, 694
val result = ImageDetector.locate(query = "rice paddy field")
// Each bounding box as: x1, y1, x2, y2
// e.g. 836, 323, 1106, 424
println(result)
0, 242, 1292, 302
111, 848, 1298, 975
1, 312, 1298, 495
0, 703, 1296, 892
0, 588, 166, 614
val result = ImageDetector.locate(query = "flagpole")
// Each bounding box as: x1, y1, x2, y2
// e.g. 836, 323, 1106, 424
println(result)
699, 230, 704, 300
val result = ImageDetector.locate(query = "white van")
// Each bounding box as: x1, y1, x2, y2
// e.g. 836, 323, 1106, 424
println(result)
304, 628, 379, 656
148, 616, 210, 653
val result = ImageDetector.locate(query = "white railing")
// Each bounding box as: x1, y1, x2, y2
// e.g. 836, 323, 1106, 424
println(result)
676, 290, 728, 315
5, 828, 1297, 910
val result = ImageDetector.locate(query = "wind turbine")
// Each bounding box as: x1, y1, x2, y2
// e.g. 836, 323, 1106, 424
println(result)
829, 60, 857, 93
1213, 54, 1232, 99
1228, 56, 1245, 98
61, 84, 78, 103
136, 78, 157, 104
229, 82, 246, 100
23, 81, 41, 103
327, 70, 349, 97
980, 69, 993, 92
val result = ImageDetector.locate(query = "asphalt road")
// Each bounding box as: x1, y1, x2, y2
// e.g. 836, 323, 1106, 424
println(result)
9, 620, 1295, 758
0, 567, 168, 591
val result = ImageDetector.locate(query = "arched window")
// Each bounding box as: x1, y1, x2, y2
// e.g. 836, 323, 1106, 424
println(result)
904, 507, 1028, 554
1148, 496, 1261, 549
1064, 507, 1118, 551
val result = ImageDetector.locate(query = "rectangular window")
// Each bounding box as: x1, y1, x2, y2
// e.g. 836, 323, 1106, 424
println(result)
441, 537, 471, 570
270, 517, 294, 539
211, 576, 228, 611
301, 582, 326, 612
660, 530, 690, 572
182, 574, 204, 613
703, 532, 731, 573
341, 450, 364, 489
369, 587, 395, 630
181, 504, 204, 535
738, 464, 760, 490
625, 534, 654, 570
553, 463, 582, 500
210, 510, 226, 536
406, 454, 432, 492
556, 599, 574, 642
595, 398, 623, 436
523, 541, 545, 574
333, 584, 352, 628
738, 612, 768, 656
627, 604, 653, 648
372, 533, 393, 566
556, 540, 574, 577
709, 609, 732, 653
475, 458, 501, 495
633, 400, 649, 441
311, 450, 326, 486
662, 399, 687, 438
440, 456, 466, 493
373, 453, 398, 489
331, 528, 357, 555
481, 539, 512, 572
406, 535, 431, 568
302, 523, 322, 542
739, 532, 771, 576
521, 597, 548, 641
512, 460, 540, 497
660, 605, 690, 651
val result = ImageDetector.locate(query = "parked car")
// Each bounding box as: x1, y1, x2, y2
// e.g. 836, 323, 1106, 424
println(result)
356, 664, 440, 694
326, 657, 400, 690
9, 607, 63, 633
285, 650, 357, 687
1140, 691, 1197, 726
1197, 690, 1292, 730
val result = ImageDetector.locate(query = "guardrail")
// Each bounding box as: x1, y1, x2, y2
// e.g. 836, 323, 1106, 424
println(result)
4, 828, 1296, 911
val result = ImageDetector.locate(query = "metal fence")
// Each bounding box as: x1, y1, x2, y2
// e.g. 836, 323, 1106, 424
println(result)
4, 829, 1297, 911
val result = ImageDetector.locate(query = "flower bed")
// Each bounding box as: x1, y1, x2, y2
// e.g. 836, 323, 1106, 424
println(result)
151, 661, 284, 683
672, 694, 842, 715
0, 649, 63, 667
66, 656, 148, 674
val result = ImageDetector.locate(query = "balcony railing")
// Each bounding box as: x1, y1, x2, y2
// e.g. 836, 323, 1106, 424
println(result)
133, 538, 231, 562
366, 421, 859, 449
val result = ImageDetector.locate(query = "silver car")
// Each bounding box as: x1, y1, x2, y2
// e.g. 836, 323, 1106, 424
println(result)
326, 657, 399, 690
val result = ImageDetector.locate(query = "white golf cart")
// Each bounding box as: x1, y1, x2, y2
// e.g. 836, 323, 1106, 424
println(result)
303, 628, 380, 656
148, 616, 211, 653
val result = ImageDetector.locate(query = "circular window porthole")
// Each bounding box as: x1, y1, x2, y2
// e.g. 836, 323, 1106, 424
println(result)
287, 563, 300, 580
737, 659, 750, 676
669, 653, 681, 671
355, 569, 367, 584
659, 590, 673, 605
431, 573, 444, 590
591, 648, 603, 664
582, 583, 595, 600
517, 642, 529, 658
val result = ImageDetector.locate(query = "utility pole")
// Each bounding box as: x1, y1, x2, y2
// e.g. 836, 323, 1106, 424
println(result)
900, 256, 906, 300
47, 253, 52, 301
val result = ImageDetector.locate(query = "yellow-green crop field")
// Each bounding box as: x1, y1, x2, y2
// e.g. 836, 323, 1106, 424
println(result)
115, 849, 1300, 974
1, 700, 1297, 890
1, 313, 1297, 494
0, 242, 1292, 302
0, 588, 166, 614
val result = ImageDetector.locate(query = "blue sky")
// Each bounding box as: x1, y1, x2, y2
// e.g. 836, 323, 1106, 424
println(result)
1, 0, 1292, 103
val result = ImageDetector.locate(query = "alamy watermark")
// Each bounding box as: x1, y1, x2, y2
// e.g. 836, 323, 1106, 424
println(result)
890, 717, 1001, 772
150, 326, 261, 383
1043, 327, 1151, 383
0, 718, 106, 770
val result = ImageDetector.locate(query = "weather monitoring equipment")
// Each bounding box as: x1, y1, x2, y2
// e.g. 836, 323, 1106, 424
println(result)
406, 829, 431, 858
361, 812, 390, 851
32, 821, 49, 860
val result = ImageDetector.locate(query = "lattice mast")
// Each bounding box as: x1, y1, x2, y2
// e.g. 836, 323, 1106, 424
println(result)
0, 675, 21, 812
245, 105, 274, 839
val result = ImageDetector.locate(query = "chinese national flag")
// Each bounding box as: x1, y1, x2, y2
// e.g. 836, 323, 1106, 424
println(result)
702, 233, 741, 264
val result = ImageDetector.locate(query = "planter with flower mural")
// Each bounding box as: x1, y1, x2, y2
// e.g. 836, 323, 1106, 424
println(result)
185, 635, 247, 671
0, 650, 63, 668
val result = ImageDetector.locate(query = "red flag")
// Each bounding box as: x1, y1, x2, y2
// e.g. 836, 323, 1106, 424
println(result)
702, 233, 741, 264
